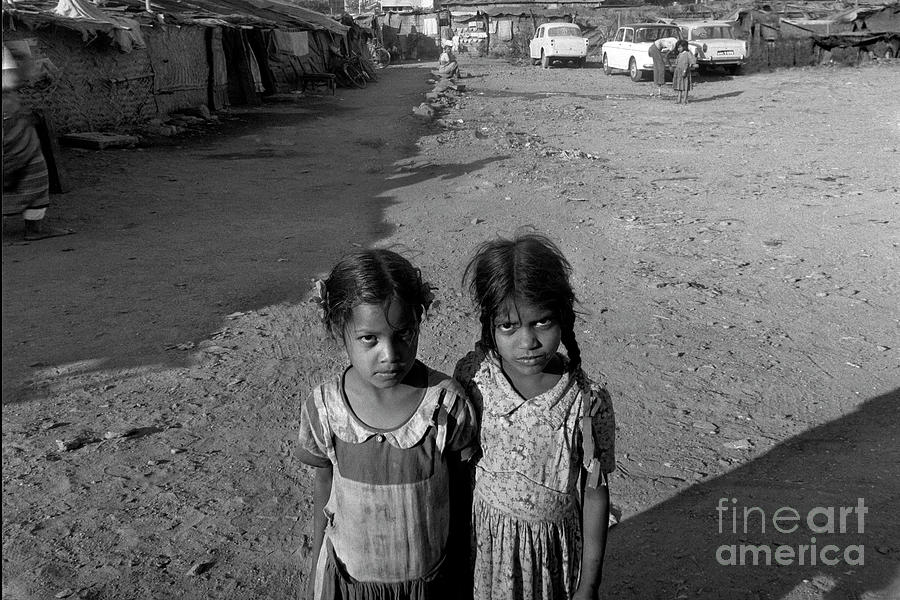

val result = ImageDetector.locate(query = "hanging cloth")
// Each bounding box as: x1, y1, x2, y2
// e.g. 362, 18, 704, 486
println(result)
243, 36, 265, 93
52, 0, 145, 52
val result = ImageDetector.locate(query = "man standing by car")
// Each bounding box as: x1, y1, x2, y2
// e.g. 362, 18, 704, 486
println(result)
648, 36, 677, 96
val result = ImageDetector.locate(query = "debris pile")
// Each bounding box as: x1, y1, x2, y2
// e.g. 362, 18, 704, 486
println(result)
412, 77, 468, 122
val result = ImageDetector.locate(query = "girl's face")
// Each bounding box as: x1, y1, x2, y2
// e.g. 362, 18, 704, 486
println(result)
343, 300, 419, 390
492, 298, 562, 380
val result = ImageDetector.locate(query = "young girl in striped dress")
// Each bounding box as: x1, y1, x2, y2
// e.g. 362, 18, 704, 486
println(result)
454, 232, 616, 600
298, 249, 478, 600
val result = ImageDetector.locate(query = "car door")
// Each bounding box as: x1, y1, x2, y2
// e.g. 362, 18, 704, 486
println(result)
530, 26, 544, 59
606, 27, 629, 69
615, 27, 634, 69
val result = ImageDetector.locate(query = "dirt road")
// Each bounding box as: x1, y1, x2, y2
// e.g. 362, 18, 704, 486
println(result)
2, 58, 899, 600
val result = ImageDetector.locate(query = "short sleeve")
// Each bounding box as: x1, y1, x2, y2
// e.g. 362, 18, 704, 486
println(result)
452, 346, 487, 418
579, 375, 616, 488
445, 392, 479, 462
297, 389, 330, 466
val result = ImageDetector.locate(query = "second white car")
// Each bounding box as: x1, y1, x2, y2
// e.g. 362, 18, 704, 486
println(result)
530, 23, 590, 68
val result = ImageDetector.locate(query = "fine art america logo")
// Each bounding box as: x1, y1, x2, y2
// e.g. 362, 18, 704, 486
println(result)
716, 498, 867, 566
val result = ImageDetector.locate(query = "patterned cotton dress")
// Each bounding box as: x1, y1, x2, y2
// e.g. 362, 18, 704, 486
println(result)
454, 346, 616, 600
672, 50, 697, 92
298, 364, 478, 600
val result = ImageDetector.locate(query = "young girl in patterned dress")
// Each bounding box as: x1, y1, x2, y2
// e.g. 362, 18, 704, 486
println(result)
454, 232, 616, 600
672, 39, 697, 104
298, 249, 478, 600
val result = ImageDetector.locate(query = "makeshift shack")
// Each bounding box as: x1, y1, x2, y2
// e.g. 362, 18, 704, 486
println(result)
2, 0, 349, 133
379, 10, 445, 58
812, 5, 900, 57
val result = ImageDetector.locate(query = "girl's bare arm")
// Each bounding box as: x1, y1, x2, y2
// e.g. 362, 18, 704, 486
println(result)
307, 464, 333, 599
573, 483, 610, 599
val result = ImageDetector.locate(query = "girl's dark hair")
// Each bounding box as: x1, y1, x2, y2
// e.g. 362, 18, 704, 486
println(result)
319, 249, 432, 338
463, 232, 581, 370
675, 39, 690, 53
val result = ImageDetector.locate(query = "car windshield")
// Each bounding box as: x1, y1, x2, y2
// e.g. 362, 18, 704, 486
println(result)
635, 27, 680, 43
692, 26, 735, 39
548, 26, 581, 37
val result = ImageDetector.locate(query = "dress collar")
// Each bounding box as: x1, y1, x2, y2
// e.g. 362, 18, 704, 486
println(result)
323, 364, 452, 449
477, 349, 577, 418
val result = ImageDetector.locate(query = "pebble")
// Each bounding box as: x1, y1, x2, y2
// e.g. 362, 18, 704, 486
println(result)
186, 559, 215, 576
723, 439, 753, 450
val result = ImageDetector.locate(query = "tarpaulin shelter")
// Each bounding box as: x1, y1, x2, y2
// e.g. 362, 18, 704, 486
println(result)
379, 9, 446, 58
811, 5, 900, 54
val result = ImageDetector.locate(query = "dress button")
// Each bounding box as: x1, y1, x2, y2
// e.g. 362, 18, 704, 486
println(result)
376, 434, 385, 443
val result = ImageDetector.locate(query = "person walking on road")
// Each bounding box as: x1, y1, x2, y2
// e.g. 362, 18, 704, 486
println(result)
2, 43, 73, 241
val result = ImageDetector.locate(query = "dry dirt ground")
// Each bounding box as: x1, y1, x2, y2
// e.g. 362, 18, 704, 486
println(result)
2, 57, 899, 600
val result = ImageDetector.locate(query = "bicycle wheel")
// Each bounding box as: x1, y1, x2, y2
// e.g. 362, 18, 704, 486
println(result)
342, 63, 367, 89
372, 47, 391, 68
359, 57, 378, 82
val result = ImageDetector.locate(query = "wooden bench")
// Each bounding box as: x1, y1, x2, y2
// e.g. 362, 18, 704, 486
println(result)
298, 73, 336, 95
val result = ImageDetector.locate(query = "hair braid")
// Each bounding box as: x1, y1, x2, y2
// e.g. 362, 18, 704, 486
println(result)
463, 230, 583, 367
560, 313, 581, 372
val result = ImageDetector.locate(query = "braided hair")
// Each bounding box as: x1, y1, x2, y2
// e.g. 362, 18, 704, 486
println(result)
463, 231, 581, 371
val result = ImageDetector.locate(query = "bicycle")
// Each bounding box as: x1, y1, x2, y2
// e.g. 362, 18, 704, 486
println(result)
369, 40, 391, 69
353, 51, 379, 83
331, 53, 368, 89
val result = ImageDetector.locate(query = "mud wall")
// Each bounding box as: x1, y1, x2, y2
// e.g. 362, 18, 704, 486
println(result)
145, 25, 210, 117
5, 22, 209, 134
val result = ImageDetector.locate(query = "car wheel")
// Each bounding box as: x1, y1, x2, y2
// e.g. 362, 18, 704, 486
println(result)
726, 64, 743, 75
603, 54, 612, 75
629, 57, 643, 82
541, 51, 550, 69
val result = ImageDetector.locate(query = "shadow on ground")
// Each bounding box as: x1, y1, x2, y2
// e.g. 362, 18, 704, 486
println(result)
605, 388, 900, 599
691, 90, 744, 103
1, 66, 510, 404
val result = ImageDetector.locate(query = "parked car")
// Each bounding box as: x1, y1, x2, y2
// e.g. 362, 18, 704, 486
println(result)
600, 23, 695, 82
529, 22, 590, 68
677, 21, 747, 73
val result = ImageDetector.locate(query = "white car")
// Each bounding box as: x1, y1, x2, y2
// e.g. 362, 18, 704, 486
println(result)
678, 21, 747, 73
529, 23, 589, 68
601, 23, 690, 82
